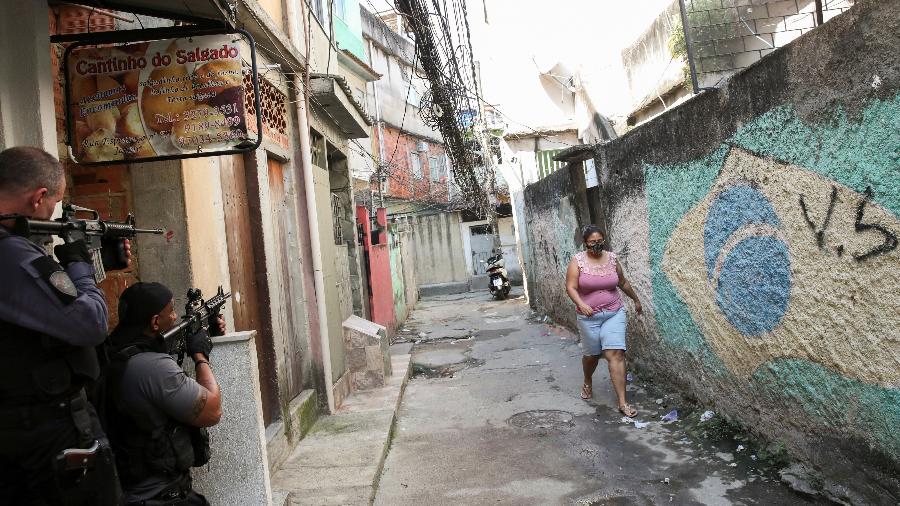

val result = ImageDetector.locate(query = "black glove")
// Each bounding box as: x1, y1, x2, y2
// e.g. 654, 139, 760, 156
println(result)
100, 237, 128, 271
187, 328, 213, 361
54, 240, 92, 267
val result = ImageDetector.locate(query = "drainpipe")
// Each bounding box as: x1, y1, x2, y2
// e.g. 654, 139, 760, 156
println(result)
288, 0, 336, 414
677, 0, 700, 94
368, 39, 387, 210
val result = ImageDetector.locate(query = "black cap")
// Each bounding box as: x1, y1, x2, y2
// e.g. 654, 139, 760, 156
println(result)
118, 282, 173, 327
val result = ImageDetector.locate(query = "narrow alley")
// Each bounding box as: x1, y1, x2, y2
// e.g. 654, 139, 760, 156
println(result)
374, 291, 812, 505
1, 0, 896, 505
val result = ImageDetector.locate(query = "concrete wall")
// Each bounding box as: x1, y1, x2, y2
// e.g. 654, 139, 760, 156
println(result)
496, 217, 522, 283
389, 229, 409, 323
521, 2, 900, 501
400, 232, 419, 311
393, 212, 468, 286
0, 1, 56, 152
361, 7, 437, 142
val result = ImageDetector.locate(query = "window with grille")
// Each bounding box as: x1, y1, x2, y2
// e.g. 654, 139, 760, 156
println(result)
399, 65, 420, 107
409, 152, 422, 179
429, 156, 443, 181
331, 194, 343, 245
537, 149, 565, 179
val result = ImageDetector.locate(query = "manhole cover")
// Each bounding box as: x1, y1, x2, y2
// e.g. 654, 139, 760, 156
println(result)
507, 410, 574, 430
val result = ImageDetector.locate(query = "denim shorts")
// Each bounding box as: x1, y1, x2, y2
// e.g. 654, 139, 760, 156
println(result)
576, 307, 626, 356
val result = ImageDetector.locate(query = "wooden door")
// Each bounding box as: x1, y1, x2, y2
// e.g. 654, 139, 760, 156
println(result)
267, 158, 304, 400
220, 154, 279, 426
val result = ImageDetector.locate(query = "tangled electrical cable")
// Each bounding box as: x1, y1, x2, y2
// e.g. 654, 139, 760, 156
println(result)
394, 0, 495, 220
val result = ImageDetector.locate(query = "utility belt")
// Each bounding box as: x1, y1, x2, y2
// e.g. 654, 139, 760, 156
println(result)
0, 387, 122, 505
125, 473, 196, 506
0, 387, 90, 434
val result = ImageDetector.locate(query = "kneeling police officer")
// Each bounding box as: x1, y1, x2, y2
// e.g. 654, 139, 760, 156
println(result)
0, 147, 121, 505
105, 282, 224, 505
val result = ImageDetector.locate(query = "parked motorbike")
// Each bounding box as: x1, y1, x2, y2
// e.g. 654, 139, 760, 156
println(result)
484, 252, 511, 300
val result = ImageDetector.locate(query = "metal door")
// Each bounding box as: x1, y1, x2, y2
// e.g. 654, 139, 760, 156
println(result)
470, 225, 494, 275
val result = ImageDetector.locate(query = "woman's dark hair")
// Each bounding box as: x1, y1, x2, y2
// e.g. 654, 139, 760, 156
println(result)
581, 225, 604, 242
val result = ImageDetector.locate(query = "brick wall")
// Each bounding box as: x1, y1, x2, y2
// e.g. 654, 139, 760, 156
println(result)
686, 0, 855, 87
50, 6, 138, 328
374, 125, 449, 203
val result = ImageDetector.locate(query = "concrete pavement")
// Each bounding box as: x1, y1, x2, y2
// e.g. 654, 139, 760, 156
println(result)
271, 353, 411, 505
375, 289, 815, 505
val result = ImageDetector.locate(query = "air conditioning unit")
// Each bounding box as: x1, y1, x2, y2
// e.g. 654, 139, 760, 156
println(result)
416, 141, 428, 153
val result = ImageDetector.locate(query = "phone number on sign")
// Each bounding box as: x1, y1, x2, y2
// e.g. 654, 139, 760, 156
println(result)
180, 115, 243, 133
177, 130, 245, 147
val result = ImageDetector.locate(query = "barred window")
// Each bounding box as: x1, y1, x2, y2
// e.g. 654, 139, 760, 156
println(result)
331, 194, 343, 245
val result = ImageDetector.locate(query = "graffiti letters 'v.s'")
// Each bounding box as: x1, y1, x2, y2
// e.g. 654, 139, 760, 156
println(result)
663, 147, 900, 388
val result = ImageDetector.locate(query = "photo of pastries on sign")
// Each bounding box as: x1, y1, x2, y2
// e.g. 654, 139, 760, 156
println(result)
172, 58, 246, 150
139, 37, 246, 154
70, 43, 155, 163
68, 35, 247, 163
140, 42, 196, 133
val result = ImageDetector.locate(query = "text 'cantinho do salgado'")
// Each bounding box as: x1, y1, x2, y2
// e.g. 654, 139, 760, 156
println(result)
75, 44, 239, 76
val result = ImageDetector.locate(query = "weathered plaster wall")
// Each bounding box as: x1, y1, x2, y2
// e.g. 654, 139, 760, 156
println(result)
522, 167, 583, 329
396, 212, 468, 286
389, 229, 407, 323
522, 2, 899, 501
400, 233, 419, 311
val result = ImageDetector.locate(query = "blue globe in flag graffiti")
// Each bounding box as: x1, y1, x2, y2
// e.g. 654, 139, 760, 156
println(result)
703, 185, 791, 337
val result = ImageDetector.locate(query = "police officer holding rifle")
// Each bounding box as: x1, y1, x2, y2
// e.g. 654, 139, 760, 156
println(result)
104, 282, 229, 505
0, 146, 136, 505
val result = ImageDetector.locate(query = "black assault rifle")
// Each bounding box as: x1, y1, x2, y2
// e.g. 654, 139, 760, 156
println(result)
161, 286, 231, 365
0, 204, 164, 282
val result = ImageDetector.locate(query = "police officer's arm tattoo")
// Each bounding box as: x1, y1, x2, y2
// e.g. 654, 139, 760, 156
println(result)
189, 360, 222, 426
190, 389, 208, 421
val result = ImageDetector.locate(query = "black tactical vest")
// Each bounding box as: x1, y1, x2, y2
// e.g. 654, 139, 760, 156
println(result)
104, 333, 210, 486
0, 319, 100, 406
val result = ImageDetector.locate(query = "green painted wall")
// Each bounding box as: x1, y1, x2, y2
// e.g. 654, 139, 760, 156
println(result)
333, 0, 367, 62
521, 2, 900, 500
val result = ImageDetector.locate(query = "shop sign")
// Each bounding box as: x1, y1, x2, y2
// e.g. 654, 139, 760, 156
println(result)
64, 30, 261, 165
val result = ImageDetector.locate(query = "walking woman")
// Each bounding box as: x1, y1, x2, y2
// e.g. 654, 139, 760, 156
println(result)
565, 225, 642, 417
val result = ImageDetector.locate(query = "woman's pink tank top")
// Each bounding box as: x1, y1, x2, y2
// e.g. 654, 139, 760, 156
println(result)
575, 251, 623, 312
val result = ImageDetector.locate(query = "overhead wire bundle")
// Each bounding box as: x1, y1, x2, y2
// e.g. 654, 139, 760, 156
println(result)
394, 0, 493, 219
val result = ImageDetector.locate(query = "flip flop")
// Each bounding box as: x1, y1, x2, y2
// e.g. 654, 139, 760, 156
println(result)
618, 404, 637, 417
581, 384, 593, 400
